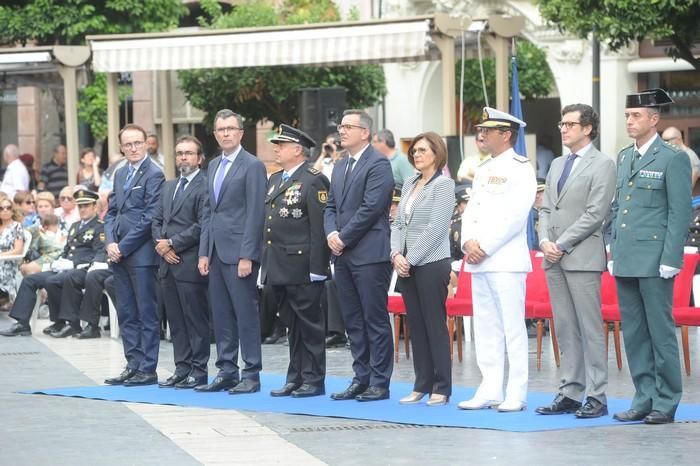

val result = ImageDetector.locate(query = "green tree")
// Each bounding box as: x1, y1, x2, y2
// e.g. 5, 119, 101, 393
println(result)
537, 0, 700, 70
178, 0, 386, 129
457, 40, 555, 129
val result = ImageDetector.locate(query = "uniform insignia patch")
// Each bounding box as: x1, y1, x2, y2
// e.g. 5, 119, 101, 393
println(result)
291, 208, 303, 218
307, 167, 320, 175
279, 207, 289, 218
639, 170, 663, 179
488, 176, 508, 185
99, 232, 105, 241
318, 191, 328, 203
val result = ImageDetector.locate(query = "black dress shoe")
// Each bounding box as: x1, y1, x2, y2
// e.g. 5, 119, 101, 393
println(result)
263, 331, 285, 345
158, 373, 188, 388
613, 409, 649, 422
74, 324, 101, 339
575, 397, 608, 419
325, 333, 347, 348
194, 376, 238, 392
124, 371, 158, 386
228, 379, 261, 395
292, 384, 325, 398
270, 382, 301, 397
104, 368, 137, 385
42, 321, 64, 335
356, 386, 390, 402
175, 376, 208, 389
644, 410, 674, 424
0, 322, 31, 337
49, 325, 80, 338
535, 394, 582, 415
330, 383, 368, 401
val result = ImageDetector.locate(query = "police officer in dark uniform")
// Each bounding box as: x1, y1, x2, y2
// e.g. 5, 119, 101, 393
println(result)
262, 124, 331, 398
450, 187, 471, 261
0, 189, 105, 337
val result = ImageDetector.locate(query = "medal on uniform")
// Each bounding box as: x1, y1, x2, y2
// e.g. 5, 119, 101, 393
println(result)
285, 183, 302, 205
83, 229, 94, 241
291, 208, 302, 218
279, 207, 289, 218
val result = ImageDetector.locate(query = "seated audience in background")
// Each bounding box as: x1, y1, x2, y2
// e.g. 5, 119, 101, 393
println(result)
76, 147, 102, 191
14, 191, 38, 227
55, 186, 79, 233
456, 133, 490, 184
0, 194, 25, 308
20, 213, 64, 276
391, 132, 455, 407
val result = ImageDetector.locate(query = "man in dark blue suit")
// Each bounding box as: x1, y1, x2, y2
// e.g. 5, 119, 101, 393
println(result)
324, 109, 395, 401
197, 109, 266, 394
104, 123, 165, 386
152, 135, 210, 389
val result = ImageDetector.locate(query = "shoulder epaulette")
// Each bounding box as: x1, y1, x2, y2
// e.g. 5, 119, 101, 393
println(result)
512, 154, 529, 163
660, 139, 683, 153
307, 167, 321, 175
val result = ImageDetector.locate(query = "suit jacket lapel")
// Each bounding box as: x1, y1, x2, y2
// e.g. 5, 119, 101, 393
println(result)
557, 151, 594, 202
170, 172, 202, 217
209, 156, 221, 206
162, 179, 177, 223
339, 148, 371, 208
215, 151, 244, 208
119, 157, 151, 208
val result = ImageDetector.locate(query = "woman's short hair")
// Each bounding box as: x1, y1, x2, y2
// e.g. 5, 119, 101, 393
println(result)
35, 191, 57, 207
407, 132, 448, 171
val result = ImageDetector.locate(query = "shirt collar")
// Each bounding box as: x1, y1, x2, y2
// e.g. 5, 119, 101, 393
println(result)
570, 142, 593, 157
349, 144, 370, 161
128, 156, 147, 172
635, 133, 658, 156
180, 168, 200, 183
222, 145, 243, 163
285, 161, 305, 178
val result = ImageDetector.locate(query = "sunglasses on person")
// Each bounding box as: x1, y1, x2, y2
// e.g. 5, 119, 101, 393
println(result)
0, 205, 13, 211
59, 196, 74, 202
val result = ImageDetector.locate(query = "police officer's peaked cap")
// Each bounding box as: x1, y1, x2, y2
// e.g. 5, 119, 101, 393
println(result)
625, 88, 673, 108
74, 189, 99, 205
270, 124, 317, 148
536, 178, 546, 193
476, 107, 527, 130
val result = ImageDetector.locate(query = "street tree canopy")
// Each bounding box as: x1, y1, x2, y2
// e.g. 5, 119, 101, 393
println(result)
537, 0, 700, 70
178, 0, 386, 129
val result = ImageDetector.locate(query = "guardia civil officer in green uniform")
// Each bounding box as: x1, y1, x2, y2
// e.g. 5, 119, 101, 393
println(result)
262, 124, 331, 398
610, 89, 692, 425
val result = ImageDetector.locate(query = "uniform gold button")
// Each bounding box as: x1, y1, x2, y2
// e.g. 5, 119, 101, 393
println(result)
621, 223, 626, 228
71, 246, 76, 250
267, 240, 271, 244
267, 228, 271, 232
653, 235, 657, 239
623, 209, 628, 214
298, 250, 302, 254
268, 216, 272, 220
628, 181, 633, 186
272, 204, 275, 208
647, 185, 651, 189
625, 195, 631, 201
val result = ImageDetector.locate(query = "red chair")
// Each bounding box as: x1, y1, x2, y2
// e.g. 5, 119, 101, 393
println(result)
525, 251, 560, 370
600, 271, 622, 370
603, 254, 699, 371
673, 305, 700, 375
387, 272, 410, 363
446, 261, 473, 363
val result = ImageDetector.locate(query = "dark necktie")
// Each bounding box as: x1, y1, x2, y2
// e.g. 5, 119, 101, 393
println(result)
631, 150, 642, 171
172, 177, 188, 208
123, 165, 135, 189
342, 157, 356, 193
557, 153, 577, 196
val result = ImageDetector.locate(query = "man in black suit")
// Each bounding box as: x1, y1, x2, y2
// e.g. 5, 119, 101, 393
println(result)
324, 109, 395, 401
103, 123, 165, 387
0, 189, 105, 337
152, 135, 210, 389
263, 124, 330, 398
197, 109, 266, 394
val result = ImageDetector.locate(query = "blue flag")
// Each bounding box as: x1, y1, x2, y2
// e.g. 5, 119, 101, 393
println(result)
510, 56, 527, 157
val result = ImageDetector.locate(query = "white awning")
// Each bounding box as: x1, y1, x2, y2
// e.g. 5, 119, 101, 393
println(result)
628, 56, 696, 73
89, 19, 435, 73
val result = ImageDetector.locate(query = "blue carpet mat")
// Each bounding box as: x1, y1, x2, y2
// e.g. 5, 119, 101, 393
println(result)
22, 373, 700, 432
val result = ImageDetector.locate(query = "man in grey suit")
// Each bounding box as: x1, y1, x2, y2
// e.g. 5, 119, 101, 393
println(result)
152, 135, 210, 389
197, 109, 267, 394
535, 104, 616, 418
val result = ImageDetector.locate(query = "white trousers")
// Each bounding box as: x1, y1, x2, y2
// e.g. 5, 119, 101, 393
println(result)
472, 272, 528, 403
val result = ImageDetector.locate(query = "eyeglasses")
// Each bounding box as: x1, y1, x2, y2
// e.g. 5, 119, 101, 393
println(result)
337, 124, 366, 132
215, 127, 243, 134
557, 121, 582, 130
0, 205, 13, 211
121, 141, 145, 150
410, 147, 432, 156
59, 196, 74, 202
175, 151, 198, 157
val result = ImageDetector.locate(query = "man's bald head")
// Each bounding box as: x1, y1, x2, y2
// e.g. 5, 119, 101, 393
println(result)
662, 126, 685, 147
3, 144, 19, 163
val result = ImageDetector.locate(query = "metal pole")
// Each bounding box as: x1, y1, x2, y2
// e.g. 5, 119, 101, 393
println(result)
592, 35, 600, 149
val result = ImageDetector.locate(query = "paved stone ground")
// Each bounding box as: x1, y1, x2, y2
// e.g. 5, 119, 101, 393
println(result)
2, 311, 700, 465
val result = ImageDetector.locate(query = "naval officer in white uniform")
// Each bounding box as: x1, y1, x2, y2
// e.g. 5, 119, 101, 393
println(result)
458, 107, 537, 412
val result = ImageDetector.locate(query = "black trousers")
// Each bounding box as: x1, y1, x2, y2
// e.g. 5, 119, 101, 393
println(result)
44, 269, 87, 324
9, 271, 63, 324
161, 270, 210, 379
324, 279, 346, 336
399, 259, 452, 396
272, 282, 326, 386
79, 269, 115, 325
259, 283, 283, 338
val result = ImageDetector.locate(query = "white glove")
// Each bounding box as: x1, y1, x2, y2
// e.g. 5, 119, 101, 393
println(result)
607, 260, 614, 276
309, 273, 327, 282
87, 261, 109, 273
659, 264, 680, 279
51, 258, 74, 272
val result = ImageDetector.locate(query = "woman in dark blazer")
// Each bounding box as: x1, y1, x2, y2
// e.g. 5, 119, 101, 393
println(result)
390, 132, 455, 406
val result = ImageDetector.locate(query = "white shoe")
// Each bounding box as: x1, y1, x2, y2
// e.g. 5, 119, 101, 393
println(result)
458, 397, 502, 410
497, 400, 527, 412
